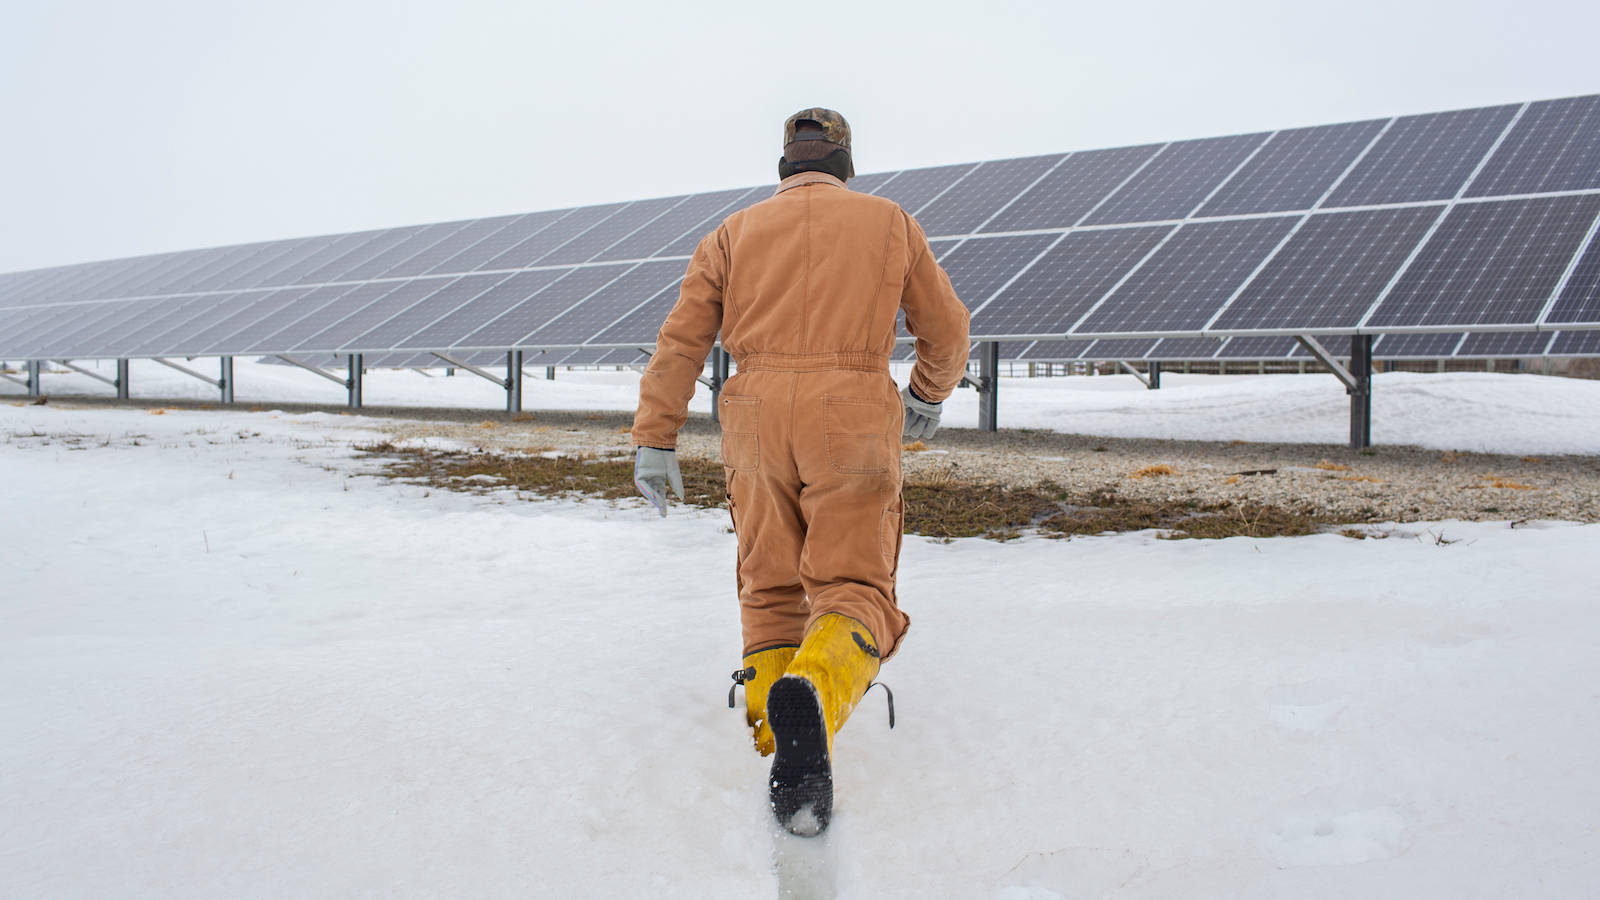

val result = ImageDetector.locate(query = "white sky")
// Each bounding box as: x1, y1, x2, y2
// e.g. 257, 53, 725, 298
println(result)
2, 0, 1596, 273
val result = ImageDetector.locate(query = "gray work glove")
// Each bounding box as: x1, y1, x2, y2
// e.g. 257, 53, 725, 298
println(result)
634, 447, 685, 517
901, 385, 942, 440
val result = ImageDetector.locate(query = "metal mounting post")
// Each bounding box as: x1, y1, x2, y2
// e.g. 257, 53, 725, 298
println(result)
1349, 334, 1372, 449
546, 366, 556, 380
220, 357, 234, 404
1148, 360, 1162, 390
28, 360, 42, 398
1116, 360, 1151, 388
116, 359, 130, 399
710, 347, 730, 423
153, 357, 223, 392
53, 360, 119, 390
507, 350, 523, 414
977, 341, 999, 432
347, 354, 364, 409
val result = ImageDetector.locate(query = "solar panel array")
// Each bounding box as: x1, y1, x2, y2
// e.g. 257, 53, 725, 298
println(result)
4, 93, 1600, 367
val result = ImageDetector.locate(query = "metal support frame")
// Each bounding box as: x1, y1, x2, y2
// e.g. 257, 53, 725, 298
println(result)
117, 359, 130, 399
1, 366, 32, 390
977, 340, 999, 432
1293, 335, 1372, 448
274, 354, 346, 386
709, 347, 730, 423
546, 366, 556, 380
1148, 360, 1162, 390
152, 357, 223, 389
347, 354, 364, 409
1348, 334, 1372, 449
508, 350, 523, 413
220, 357, 234, 404
53, 359, 119, 389
28, 361, 41, 397
1116, 360, 1151, 388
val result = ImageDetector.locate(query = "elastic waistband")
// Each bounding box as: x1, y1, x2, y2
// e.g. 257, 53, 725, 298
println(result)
736, 351, 890, 373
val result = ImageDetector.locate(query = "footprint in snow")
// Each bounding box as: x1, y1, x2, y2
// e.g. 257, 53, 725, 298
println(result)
1261, 806, 1410, 867
1266, 684, 1349, 734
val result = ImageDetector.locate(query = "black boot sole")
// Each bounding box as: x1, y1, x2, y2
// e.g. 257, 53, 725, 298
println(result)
767, 675, 832, 836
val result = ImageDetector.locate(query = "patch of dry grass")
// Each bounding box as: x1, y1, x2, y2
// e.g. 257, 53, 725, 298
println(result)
1128, 464, 1177, 479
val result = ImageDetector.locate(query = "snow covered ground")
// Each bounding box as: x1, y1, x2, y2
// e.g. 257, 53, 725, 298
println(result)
3, 363, 1599, 898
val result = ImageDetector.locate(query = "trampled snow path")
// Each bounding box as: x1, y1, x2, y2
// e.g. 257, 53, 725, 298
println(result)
3, 398, 1599, 897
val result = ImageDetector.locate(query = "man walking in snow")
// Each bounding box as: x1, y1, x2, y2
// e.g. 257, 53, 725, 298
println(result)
631, 108, 970, 835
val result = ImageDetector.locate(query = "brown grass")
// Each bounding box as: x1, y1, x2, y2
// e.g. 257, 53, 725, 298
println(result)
1128, 464, 1177, 479
902, 440, 930, 452
1313, 459, 1349, 471
1483, 476, 1535, 490
355, 445, 1346, 542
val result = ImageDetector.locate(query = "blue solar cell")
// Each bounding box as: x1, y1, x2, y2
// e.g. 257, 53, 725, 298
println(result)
1080, 337, 1160, 360
1542, 221, 1600, 326
1198, 119, 1386, 217
88, 295, 214, 357
428, 209, 569, 273
295, 226, 430, 285
479, 203, 628, 270
536, 196, 683, 266
1467, 95, 1600, 197
340, 273, 510, 351
1454, 331, 1554, 357
1211, 206, 1442, 331
30, 300, 149, 358
1213, 335, 1298, 359
190, 237, 314, 293
1075, 217, 1297, 335
291, 279, 448, 354
1149, 336, 1227, 359
984, 144, 1163, 233
1017, 340, 1090, 360
972, 226, 1173, 337
913, 154, 1064, 237
597, 188, 752, 261
458, 265, 631, 348
1549, 331, 1600, 355
873, 163, 977, 216
846, 171, 899, 196
1369, 332, 1464, 358
524, 260, 684, 346
162, 288, 316, 356
238, 232, 375, 289
382, 214, 525, 278
1082, 133, 1269, 225
938, 234, 1057, 315
336, 222, 472, 282
1326, 104, 1518, 207
1367, 195, 1600, 328
206, 285, 359, 355
654, 187, 767, 258
395, 269, 567, 350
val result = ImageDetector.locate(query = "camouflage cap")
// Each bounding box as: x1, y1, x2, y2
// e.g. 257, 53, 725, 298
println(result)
783, 108, 851, 151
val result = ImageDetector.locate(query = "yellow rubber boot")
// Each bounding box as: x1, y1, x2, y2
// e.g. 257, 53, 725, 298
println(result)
730, 645, 797, 756
766, 614, 881, 836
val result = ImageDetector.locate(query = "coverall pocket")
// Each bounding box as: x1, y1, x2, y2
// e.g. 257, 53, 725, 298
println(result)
719, 395, 760, 472
823, 396, 890, 475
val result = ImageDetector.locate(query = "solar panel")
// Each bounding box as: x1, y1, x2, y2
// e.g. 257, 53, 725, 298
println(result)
595, 188, 751, 261
937, 234, 1058, 316
125, 293, 244, 357
382, 213, 527, 278
984, 144, 1163, 233
536, 196, 682, 266
291, 278, 451, 354
1198, 119, 1385, 217
86, 295, 212, 358
1017, 340, 1088, 361
457, 265, 630, 349
432, 209, 570, 273
1454, 331, 1555, 357
586, 278, 682, 346
394, 269, 567, 350
522, 259, 683, 346
1210, 206, 1442, 331
1150, 336, 1227, 359
339, 273, 510, 351
971, 226, 1172, 337
846, 171, 899, 196
1467, 95, 1600, 197
1076, 216, 1298, 335
1082, 133, 1268, 225
1541, 224, 1600, 326
1214, 335, 1298, 359
146, 243, 276, 297
336, 221, 471, 283
873, 163, 977, 216
477, 203, 627, 270
1370, 332, 1464, 358
189, 237, 314, 294
103, 248, 221, 299
163, 288, 317, 356
552, 346, 614, 365
966, 340, 1034, 360
295, 226, 431, 285
209, 284, 360, 355
1549, 330, 1600, 355
1080, 337, 1160, 360
1366, 194, 1600, 328
33, 300, 150, 358
2, 302, 110, 355
65, 255, 173, 301
238, 232, 374, 289
1325, 104, 1518, 207
912, 154, 1064, 237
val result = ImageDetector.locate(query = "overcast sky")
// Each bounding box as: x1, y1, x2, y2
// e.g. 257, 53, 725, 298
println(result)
2, 0, 1596, 273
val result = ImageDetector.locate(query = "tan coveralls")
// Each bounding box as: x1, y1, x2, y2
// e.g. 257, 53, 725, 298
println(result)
632, 171, 970, 661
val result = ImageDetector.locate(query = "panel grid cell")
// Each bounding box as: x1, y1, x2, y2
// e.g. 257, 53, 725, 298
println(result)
1017, 340, 1090, 361
872, 163, 977, 216
938, 234, 1058, 315
127, 293, 245, 356
654, 187, 767, 258
340, 273, 511, 351
1076, 217, 1298, 335
295, 226, 430, 285
846, 171, 899, 196
380, 214, 525, 278
1080, 337, 1160, 360
31, 300, 151, 358
1149, 336, 1227, 359
598, 188, 752, 261
6, 301, 121, 356
162, 288, 317, 356
428, 209, 569, 274
1367, 195, 1600, 328
912, 154, 1064, 237
1326, 104, 1518, 207
1212, 206, 1442, 331
292, 278, 448, 353
524, 260, 684, 345
1542, 225, 1600, 325
190, 237, 313, 293
478, 204, 626, 271
240, 232, 377, 289
972, 226, 1173, 337
1454, 331, 1555, 357
459, 265, 630, 348
1368, 332, 1463, 358
335, 221, 470, 283
1198, 119, 1386, 217
1214, 336, 1298, 359
985, 144, 1163, 233
1467, 95, 1600, 197
1549, 331, 1600, 355
86, 296, 213, 357
586, 281, 682, 346
1083, 133, 1269, 225
535, 196, 682, 266
207, 285, 361, 355
395, 269, 567, 350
